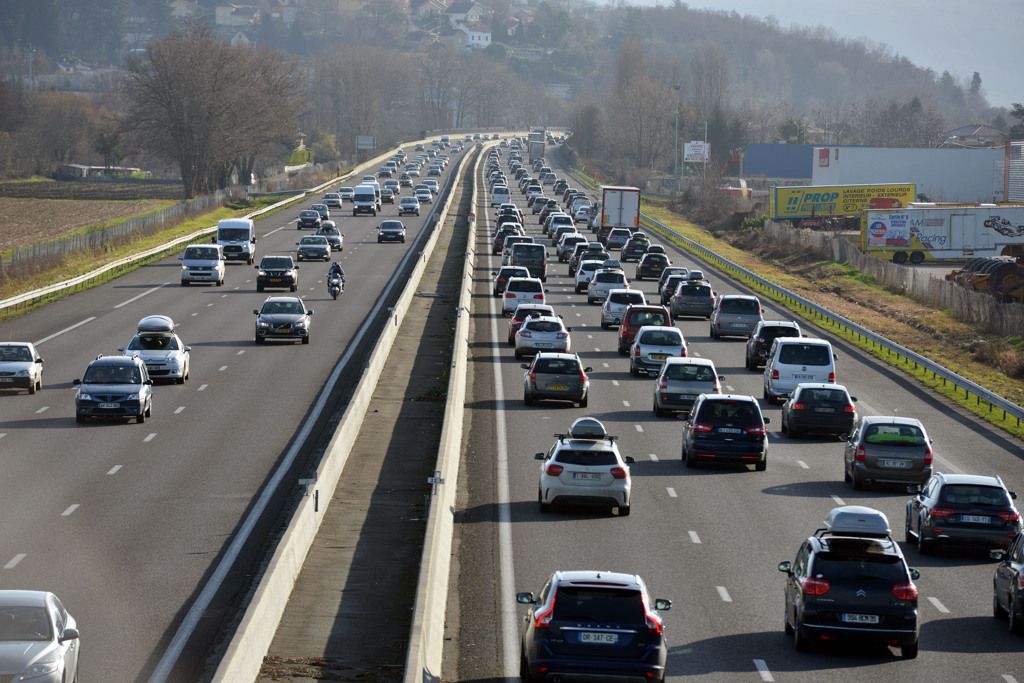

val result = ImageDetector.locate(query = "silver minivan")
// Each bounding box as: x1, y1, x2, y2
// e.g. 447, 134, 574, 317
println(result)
763, 337, 837, 403
710, 294, 762, 339
179, 244, 226, 286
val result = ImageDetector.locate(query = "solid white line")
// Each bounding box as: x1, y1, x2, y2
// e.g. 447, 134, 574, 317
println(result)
61, 504, 79, 517
107, 465, 122, 475
666, 487, 677, 498
688, 530, 702, 544
174, 406, 185, 415
197, 383, 208, 392
754, 659, 774, 682
34, 406, 49, 414
831, 494, 846, 506
236, 349, 245, 355
622, 400, 630, 407
263, 225, 287, 238
797, 460, 809, 469
648, 453, 659, 462
612, 380, 620, 386
143, 433, 157, 443
4, 554, 25, 570
218, 365, 228, 372
34, 316, 96, 345
114, 282, 169, 309
717, 586, 732, 602
634, 424, 644, 432
928, 596, 950, 614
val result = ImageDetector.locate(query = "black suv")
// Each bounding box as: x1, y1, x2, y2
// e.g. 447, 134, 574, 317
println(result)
905, 473, 1020, 554
745, 320, 802, 369
517, 570, 671, 682
256, 255, 299, 292
779, 506, 921, 658
74, 355, 153, 424
681, 394, 769, 470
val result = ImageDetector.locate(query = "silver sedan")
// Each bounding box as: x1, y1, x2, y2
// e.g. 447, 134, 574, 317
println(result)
0, 590, 80, 683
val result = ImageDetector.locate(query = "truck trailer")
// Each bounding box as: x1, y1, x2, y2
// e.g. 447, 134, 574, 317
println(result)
861, 205, 1024, 263
528, 140, 545, 163
600, 186, 641, 232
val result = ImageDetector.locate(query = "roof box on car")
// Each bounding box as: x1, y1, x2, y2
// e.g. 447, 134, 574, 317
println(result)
137, 315, 175, 334
822, 505, 891, 538
567, 417, 609, 440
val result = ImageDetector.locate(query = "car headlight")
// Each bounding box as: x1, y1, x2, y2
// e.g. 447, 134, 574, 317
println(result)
257, 321, 270, 328
20, 660, 60, 677
125, 393, 139, 401
16, 369, 29, 376
77, 392, 93, 401
295, 321, 307, 329
258, 270, 267, 276
181, 264, 189, 271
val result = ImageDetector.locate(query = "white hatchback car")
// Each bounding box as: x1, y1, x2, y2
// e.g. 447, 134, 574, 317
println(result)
514, 315, 571, 359
629, 325, 686, 376
535, 417, 635, 515
502, 276, 545, 316
587, 269, 629, 304
600, 289, 646, 328
0, 342, 44, 394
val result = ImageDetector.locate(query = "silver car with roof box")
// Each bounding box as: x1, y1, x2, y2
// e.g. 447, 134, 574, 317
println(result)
120, 315, 191, 384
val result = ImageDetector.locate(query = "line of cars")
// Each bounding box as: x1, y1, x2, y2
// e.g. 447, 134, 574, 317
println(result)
481, 146, 1023, 682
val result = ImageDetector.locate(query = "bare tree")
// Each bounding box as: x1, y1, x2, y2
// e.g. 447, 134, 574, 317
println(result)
690, 43, 728, 125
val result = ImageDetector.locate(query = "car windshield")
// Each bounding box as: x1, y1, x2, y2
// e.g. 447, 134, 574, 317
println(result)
261, 301, 305, 315
610, 292, 644, 304
699, 400, 760, 425
778, 344, 831, 366
401, 199, 417, 205
721, 298, 759, 313
300, 211, 318, 218
679, 284, 711, 296
939, 485, 1011, 507
665, 364, 715, 381
525, 320, 563, 333
218, 228, 249, 241
0, 606, 51, 641
0, 346, 32, 362
533, 358, 578, 374
300, 237, 325, 245
185, 247, 219, 260
628, 311, 668, 326
580, 262, 601, 272
127, 335, 179, 351
863, 424, 926, 446
798, 388, 847, 402
552, 587, 643, 623
84, 364, 142, 384
665, 276, 685, 288
639, 330, 682, 346
811, 554, 905, 583
261, 258, 292, 269
318, 227, 339, 236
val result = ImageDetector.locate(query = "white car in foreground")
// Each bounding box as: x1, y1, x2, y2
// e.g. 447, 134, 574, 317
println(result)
0, 342, 43, 394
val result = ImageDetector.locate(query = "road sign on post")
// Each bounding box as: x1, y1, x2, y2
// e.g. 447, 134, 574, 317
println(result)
683, 141, 709, 163
355, 135, 376, 151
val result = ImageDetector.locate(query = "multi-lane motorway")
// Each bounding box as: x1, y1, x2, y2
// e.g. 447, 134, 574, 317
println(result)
0, 148, 465, 682
449, 149, 1024, 682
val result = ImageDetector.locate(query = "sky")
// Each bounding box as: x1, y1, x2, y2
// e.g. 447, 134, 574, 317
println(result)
602, 0, 1021, 108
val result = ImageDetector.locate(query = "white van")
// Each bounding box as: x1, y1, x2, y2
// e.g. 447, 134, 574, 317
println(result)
179, 243, 226, 286
352, 184, 378, 216
214, 218, 256, 265
763, 337, 837, 403
491, 185, 511, 207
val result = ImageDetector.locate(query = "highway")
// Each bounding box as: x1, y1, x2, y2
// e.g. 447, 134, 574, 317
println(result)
448, 148, 1024, 682
0, 147, 466, 682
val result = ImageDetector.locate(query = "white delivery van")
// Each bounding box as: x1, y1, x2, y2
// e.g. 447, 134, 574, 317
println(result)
214, 218, 256, 264
491, 185, 511, 207
179, 243, 226, 286
763, 337, 837, 403
352, 184, 378, 216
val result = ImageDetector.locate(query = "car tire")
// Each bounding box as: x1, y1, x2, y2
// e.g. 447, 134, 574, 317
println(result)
600, 321, 609, 330
257, 284, 264, 293
994, 593, 1008, 620
302, 336, 310, 345
904, 512, 914, 544
784, 610, 794, 635
180, 280, 188, 287
28, 378, 37, 395
1009, 594, 1023, 633
176, 375, 185, 385
901, 640, 919, 659
290, 284, 297, 292
524, 393, 534, 406
916, 526, 932, 554
685, 448, 697, 468
630, 363, 639, 377
710, 326, 718, 339
137, 408, 146, 424
619, 504, 631, 517
514, 350, 522, 360
788, 422, 799, 439
520, 652, 536, 682
537, 492, 551, 514
254, 336, 264, 345
217, 279, 224, 286
793, 623, 810, 652
851, 473, 864, 491
76, 414, 86, 424
755, 457, 767, 472
636, 273, 642, 281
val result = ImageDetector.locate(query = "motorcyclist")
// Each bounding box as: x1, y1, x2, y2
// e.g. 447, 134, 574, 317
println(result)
328, 261, 345, 283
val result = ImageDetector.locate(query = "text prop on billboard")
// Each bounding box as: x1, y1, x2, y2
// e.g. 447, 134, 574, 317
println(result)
771, 183, 916, 220
683, 141, 709, 163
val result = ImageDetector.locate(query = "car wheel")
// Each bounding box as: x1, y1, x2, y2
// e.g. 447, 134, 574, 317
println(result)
28, 378, 37, 395
524, 392, 534, 406
619, 504, 631, 517
537, 491, 551, 514
636, 273, 643, 281
180, 280, 189, 287
904, 511, 914, 544
75, 414, 86, 424
710, 326, 718, 339
290, 284, 297, 292
217, 279, 224, 286
793, 622, 810, 652
784, 609, 794, 635
629, 362, 639, 377
600, 320, 609, 330
1009, 593, 1023, 633
780, 414, 788, 434
685, 448, 697, 468
255, 336, 264, 345
514, 350, 522, 360
176, 375, 185, 385
520, 652, 536, 682
788, 422, 799, 439
916, 524, 932, 554
994, 592, 1008, 619
900, 640, 919, 659
302, 336, 310, 345
851, 473, 864, 491
755, 457, 767, 472
137, 407, 146, 424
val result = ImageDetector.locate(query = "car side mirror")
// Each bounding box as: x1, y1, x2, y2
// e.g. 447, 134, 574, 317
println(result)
253, 309, 259, 315
254, 265, 259, 269
145, 379, 153, 385
295, 265, 301, 269
834, 353, 839, 360
718, 374, 725, 380
73, 379, 81, 386
908, 568, 921, 581
308, 310, 314, 316
583, 367, 592, 373
851, 396, 858, 402
534, 452, 545, 460
763, 417, 771, 424
1010, 491, 1018, 500
566, 327, 573, 332
210, 236, 217, 243
521, 364, 530, 370
653, 598, 672, 611
516, 592, 536, 605
991, 549, 1009, 562
184, 346, 192, 353
36, 358, 44, 364
117, 347, 125, 353
295, 242, 300, 245
59, 627, 80, 643
624, 456, 635, 464
777, 561, 792, 575
907, 484, 922, 495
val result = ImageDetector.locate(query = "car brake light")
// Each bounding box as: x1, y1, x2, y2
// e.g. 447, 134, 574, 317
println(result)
520, 331, 532, 338
505, 293, 515, 298
771, 369, 779, 379
546, 463, 564, 476
658, 377, 668, 389
828, 371, 836, 382
930, 506, 955, 518
578, 367, 588, 383
556, 332, 568, 339
892, 583, 918, 601
997, 510, 1020, 522
633, 346, 641, 357
533, 294, 544, 300
713, 383, 721, 393
801, 577, 830, 596
692, 422, 714, 433
745, 425, 767, 436
844, 404, 856, 413
792, 403, 805, 410
534, 595, 556, 629
854, 445, 866, 462
528, 371, 537, 383
610, 466, 628, 480
923, 447, 933, 466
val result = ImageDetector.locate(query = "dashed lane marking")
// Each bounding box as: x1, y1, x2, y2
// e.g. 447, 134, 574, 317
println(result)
612, 380, 620, 386
218, 366, 228, 372
666, 487, 677, 498
648, 453, 659, 462
622, 400, 630, 407
754, 659, 774, 682
634, 424, 644, 433
4, 554, 25, 570
831, 494, 846, 506
207, 303, 214, 307
688, 531, 701, 544
797, 460, 809, 469
0, 433, 6, 440
717, 586, 733, 602
191, 312, 198, 317
114, 282, 169, 309
144, 433, 157, 443
61, 504, 79, 517
237, 350, 245, 355
928, 596, 950, 614
34, 317, 96, 345
197, 384, 208, 392
602, 362, 610, 368
725, 385, 735, 392
34, 406, 49, 414
107, 465, 122, 475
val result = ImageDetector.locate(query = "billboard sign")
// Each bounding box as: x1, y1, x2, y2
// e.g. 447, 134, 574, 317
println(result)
865, 212, 911, 247
683, 141, 709, 163
355, 135, 376, 151
771, 183, 916, 220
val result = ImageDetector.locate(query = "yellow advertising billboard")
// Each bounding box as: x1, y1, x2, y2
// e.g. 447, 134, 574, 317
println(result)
771, 183, 917, 220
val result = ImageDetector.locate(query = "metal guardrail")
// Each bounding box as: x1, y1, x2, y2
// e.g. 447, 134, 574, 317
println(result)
563, 168, 1024, 428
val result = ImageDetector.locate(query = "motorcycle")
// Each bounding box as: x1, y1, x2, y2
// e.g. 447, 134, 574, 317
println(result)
328, 275, 344, 300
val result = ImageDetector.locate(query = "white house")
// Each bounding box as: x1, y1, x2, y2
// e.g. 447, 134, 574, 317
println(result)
456, 22, 491, 49
215, 4, 260, 28
447, 0, 485, 27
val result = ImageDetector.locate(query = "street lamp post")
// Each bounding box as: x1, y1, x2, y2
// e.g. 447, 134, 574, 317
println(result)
673, 84, 681, 177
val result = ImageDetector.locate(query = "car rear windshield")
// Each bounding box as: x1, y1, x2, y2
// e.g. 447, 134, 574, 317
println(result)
778, 344, 832, 366
698, 400, 761, 425
261, 301, 304, 315
499, 268, 529, 278
863, 424, 926, 446
665, 364, 715, 381
643, 254, 668, 264
553, 587, 643, 624
84, 364, 142, 384
720, 298, 759, 313
513, 245, 546, 261
595, 273, 625, 283
761, 326, 797, 340
554, 449, 618, 466
509, 280, 542, 293
797, 388, 848, 403
300, 211, 318, 217
525, 321, 562, 333
218, 228, 249, 241
610, 292, 644, 304
300, 237, 325, 245
579, 262, 601, 272
261, 258, 292, 269
381, 221, 403, 230
811, 554, 905, 583
627, 311, 669, 327
678, 284, 711, 297
534, 358, 578, 374
639, 330, 682, 346
939, 485, 1011, 507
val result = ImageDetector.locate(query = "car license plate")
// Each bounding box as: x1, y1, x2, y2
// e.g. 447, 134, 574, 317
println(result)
841, 613, 879, 624
535, 342, 551, 348
573, 472, 601, 481
794, 374, 814, 379
718, 427, 743, 434
879, 459, 911, 469
652, 353, 668, 360
548, 384, 568, 391
270, 278, 282, 283
960, 514, 991, 524
580, 632, 618, 644
814, 407, 836, 413
0, 377, 13, 382
98, 403, 120, 409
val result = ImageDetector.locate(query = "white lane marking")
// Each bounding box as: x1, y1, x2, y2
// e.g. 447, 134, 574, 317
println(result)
691, 351, 701, 357
236, 349, 245, 356
221, 293, 228, 298
1002, 676, 1018, 683
191, 312, 198, 317
61, 504, 79, 517
34, 406, 49, 414
586, 334, 593, 339
602, 362, 609, 368
34, 317, 97, 345
4, 554, 26, 569
218, 365, 228, 372
0, 433, 5, 440
575, 312, 581, 317
197, 384, 208, 392
612, 380, 620, 386
754, 659, 774, 682
634, 424, 644, 433
717, 586, 733, 602
107, 465, 122, 475
622, 400, 630, 407
831, 494, 846, 506
143, 433, 157, 443
689, 530, 702, 544
234, 286, 240, 290
928, 596, 950, 614
263, 225, 286, 237
648, 453, 659, 462
309, 287, 316, 291
207, 303, 214, 307
245, 279, 252, 284
593, 347, 601, 352
666, 487, 677, 498
114, 282, 169, 309
725, 385, 735, 392
797, 460, 809, 469
174, 406, 185, 415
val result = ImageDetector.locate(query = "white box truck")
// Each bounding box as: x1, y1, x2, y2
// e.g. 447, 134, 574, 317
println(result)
600, 185, 641, 232
214, 218, 256, 265
862, 205, 1024, 263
